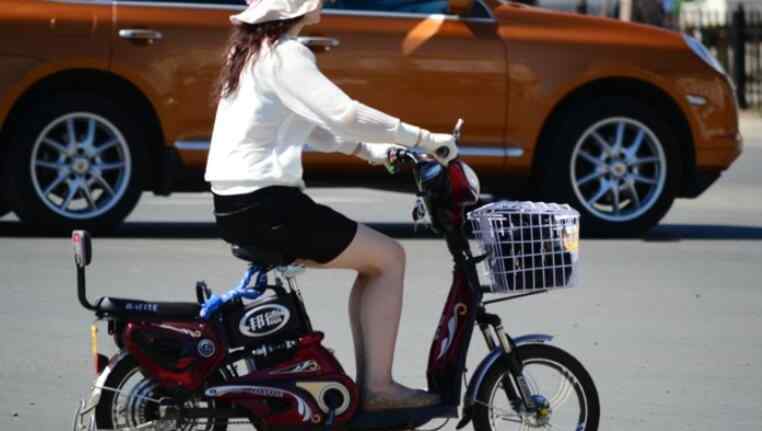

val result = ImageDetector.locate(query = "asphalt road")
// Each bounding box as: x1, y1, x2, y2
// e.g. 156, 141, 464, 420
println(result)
1, 115, 761, 431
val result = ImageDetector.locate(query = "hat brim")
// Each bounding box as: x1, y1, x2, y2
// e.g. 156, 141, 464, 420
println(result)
230, 0, 322, 25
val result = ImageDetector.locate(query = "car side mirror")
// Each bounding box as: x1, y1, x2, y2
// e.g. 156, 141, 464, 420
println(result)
448, 0, 475, 15
72, 230, 92, 267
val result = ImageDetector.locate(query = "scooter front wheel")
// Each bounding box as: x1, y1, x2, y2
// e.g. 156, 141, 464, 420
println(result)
472, 344, 599, 431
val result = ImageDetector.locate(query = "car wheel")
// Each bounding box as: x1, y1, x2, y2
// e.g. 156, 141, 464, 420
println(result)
4, 93, 147, 232
540, 96, 680, 236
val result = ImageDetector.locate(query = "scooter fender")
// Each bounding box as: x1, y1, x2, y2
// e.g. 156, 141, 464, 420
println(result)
83, 351, 130, 413
455, 334, 553, 430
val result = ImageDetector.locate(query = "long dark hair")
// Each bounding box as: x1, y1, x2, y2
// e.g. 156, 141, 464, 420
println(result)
214, 18, 302, 102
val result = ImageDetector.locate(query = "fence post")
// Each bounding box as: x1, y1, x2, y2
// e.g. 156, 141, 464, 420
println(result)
732, 4, 748, 109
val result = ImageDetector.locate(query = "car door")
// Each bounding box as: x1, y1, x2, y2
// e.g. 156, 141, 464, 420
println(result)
303, 0, 507, 174
110, 0, 243, 170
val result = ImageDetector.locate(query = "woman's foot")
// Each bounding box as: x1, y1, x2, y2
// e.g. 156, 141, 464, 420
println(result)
362, 382, 440, 412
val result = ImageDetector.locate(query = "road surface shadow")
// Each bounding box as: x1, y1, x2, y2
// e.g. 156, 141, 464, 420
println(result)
1, 221, 761, 241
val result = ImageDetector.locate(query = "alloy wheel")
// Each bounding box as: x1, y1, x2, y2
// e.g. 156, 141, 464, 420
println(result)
29, 112, 132, 220
570, 117, 667, 223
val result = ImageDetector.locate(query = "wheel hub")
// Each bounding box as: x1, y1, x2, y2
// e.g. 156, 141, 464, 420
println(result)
71, 157, 90, 175
610, 161, 627, 178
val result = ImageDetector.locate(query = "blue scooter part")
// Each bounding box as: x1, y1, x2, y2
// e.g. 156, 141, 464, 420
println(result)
200, 266, 268, 319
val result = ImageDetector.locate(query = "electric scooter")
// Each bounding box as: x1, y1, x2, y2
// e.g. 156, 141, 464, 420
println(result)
73, 120, 599, 431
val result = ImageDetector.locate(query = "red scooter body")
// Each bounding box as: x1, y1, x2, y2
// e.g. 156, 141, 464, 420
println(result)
122, 316, 358, 427
123, 320, 226, 392
207, 332, 359, 427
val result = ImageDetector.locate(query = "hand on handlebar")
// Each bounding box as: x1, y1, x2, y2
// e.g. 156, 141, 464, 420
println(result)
354, 142, 405, 166
418, 131, 458, 165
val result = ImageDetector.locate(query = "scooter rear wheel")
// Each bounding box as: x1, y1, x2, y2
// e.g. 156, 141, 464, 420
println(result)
472, 344, 599, 431
94, 354, 229, 430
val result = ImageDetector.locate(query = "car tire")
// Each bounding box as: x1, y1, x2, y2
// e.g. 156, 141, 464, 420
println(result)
4, 92, 147, 233
539, 96, 681, 236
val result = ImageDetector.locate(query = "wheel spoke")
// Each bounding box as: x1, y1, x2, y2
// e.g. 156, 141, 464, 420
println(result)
578, 150, 605, 168
577, 171, 604, 187
631, 174, 657, 185
590, 132, 612, 154
92, 172, 116, 197
60, 181, 80, 210
84, 118, 97, 147
43, 174, 67, 196
66, 118, 78, 146
630, 156, 660, 166
612, 182, 621, 214
626, 180, 642, 209
95, 138, 119, 155
588, 180, 612, 206
81, 181, 97, 210
97, 162, 126, 171
625, 128, 646, 159
34, 160, 64, 170
547, 378, 574, 410
43, 138, 68, 155
613, 121, 625, 154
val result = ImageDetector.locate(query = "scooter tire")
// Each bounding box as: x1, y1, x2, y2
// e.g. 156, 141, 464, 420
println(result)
94, 354, 229, 430
472, 344, 600, 431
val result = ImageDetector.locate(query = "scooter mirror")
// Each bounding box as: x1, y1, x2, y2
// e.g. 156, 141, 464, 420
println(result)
453, 118, 464, 145
72, 230, 92, 267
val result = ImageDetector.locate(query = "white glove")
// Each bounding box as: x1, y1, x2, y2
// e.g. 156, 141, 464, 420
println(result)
417, 131, 458, 165
354, 142, 405, 166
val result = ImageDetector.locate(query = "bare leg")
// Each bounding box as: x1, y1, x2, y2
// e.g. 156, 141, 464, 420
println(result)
348, 274, 366, 390
307, 224, 438, 409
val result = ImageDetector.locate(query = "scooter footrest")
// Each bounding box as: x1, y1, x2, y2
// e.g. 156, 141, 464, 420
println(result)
349, 404, 457, 431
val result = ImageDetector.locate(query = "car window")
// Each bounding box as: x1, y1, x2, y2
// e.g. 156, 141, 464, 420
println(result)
326, 0, 492, 19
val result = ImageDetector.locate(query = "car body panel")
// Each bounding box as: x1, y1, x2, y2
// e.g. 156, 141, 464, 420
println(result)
301, 8, 508, 174
0, 0, 742, 197
110, 1, 238, 169
0, 0, 111, 127
492, 3, 741, 175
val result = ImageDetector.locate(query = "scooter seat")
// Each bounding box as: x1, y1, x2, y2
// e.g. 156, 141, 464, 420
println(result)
349, 404, 457, 431
231, 244, 289, 266
95, 297, 200, 320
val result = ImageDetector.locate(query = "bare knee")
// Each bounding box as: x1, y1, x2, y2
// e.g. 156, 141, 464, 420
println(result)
361, 240, 405, 278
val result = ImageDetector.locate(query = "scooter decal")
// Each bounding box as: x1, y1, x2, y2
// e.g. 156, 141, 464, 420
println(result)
206, 385, 313, 422
157, 324, 202, 338
270, 360, 321, 375
437, 303, 467, 361
239, 304, 291, 338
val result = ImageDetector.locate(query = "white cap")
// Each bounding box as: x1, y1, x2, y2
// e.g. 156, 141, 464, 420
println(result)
230, 0, 321, 25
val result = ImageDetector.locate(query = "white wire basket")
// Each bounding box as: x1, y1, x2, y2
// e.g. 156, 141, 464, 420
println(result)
468, 201, 580, 294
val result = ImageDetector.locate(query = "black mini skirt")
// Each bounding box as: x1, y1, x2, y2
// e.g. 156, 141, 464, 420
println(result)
213, 186, 358, 264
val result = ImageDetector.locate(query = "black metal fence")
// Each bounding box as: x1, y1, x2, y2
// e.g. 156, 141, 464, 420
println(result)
682, 5, 762, 110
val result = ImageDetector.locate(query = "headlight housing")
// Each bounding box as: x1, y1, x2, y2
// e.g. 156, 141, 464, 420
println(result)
683, 34, 725, 75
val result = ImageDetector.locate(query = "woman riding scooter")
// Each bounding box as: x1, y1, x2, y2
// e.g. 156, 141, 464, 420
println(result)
204, 0, 457, 412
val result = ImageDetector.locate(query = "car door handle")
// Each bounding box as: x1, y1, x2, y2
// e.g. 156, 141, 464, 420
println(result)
297, 37, 340, 50
118, 29, 163, 42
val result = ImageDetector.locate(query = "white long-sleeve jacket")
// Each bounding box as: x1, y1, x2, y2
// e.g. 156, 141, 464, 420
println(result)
204, 36, 421, 195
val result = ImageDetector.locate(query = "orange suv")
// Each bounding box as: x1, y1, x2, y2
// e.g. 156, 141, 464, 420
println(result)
0, 0, 742, 234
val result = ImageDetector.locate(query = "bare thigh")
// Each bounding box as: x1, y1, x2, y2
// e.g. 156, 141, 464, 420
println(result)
301, 223, 404, 275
